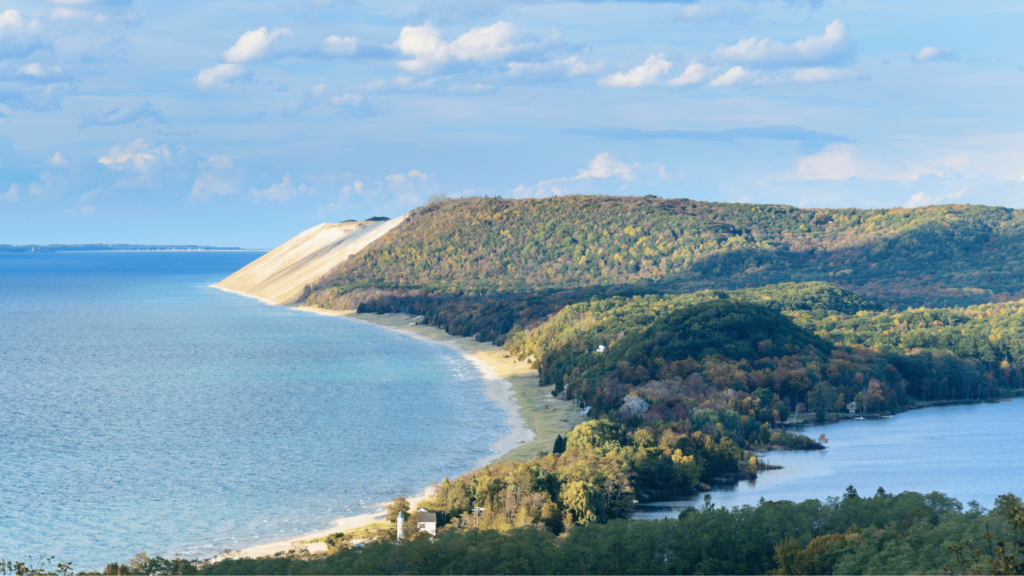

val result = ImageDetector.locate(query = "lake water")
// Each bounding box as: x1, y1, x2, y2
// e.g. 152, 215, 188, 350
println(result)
0, 251, 506, 570
633, 399, 1024, 519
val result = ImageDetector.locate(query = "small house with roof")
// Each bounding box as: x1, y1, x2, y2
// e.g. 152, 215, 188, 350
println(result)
417, 508, 437, 535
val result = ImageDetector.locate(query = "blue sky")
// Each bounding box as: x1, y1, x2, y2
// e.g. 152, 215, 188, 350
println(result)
0, 0, 1021, 247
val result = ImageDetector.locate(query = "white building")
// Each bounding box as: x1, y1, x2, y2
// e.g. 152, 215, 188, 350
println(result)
417, 508, 437, 536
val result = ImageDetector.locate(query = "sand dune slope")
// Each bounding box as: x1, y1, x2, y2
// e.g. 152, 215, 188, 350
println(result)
214, 215, 407, 304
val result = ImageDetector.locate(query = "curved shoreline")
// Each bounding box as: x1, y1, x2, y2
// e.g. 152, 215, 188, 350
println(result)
208, 286, 552, 560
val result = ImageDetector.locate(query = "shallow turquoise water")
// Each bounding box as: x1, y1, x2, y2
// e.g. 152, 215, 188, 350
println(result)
0, 251, 505, 569
633, 399, 1024, 519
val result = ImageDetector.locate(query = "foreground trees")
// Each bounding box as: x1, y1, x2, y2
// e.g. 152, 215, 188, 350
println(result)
197, 489, 1024, 575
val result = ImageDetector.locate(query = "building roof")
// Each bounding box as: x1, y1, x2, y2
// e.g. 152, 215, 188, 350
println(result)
417, 510, 437, 524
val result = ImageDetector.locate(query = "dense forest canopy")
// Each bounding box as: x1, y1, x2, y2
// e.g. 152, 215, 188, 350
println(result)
189, 490, 1024, 575
309, 196, 1024, 309
306, 197, 1024, 430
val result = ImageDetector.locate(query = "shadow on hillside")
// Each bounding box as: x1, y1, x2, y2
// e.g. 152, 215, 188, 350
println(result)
673, 218, 1024, 308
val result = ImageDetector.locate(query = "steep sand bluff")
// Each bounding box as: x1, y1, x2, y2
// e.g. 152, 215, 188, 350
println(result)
214, 215, 407, 304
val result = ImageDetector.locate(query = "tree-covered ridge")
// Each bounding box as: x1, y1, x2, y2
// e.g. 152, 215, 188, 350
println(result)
310, 196, 1024, 308
198, 489, 1024, 575
416, 418, 746, 534
504, 282, 877, 362
504, 283, 1024, 440
530, 297, 909, 437
789, 299, 1024, 365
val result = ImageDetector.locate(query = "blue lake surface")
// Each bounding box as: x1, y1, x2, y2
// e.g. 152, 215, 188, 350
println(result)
0, 251, 506, 569
633, 399, 1024, 520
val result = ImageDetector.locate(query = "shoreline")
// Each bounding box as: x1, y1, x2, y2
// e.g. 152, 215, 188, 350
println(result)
208, 286, 572, 561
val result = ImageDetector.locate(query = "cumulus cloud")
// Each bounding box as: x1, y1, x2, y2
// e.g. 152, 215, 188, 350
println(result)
47, 152, 69, 167
17, 63, 65, 80
195, 63, 248, 89
791, 66, 859, 83
912, 46, 959, 63
283, 84, 376, 117
573, 152, 639, 180
1, 183, 20, 203
321, 35, 358, 56
0, 83, 71, 111
385, 169, 431, 185
0, 9, 45, 58
80, 99, 166, 128
708, 65, 753, 86
98, 138, 171, 174
189, 155, 242, 201
713, 20, 855, 68
223, 27, 292, 63
394, 21, 541, 74
65, 204, 96, 215
505, 56, 602, 82
676, 4, 724, 21
790, 144, 969, 181
512, 152, 653, 197
598, 55, 673, 87
248, 174, 310, 201
667, 62, 709, 86
905, 187, 968, 208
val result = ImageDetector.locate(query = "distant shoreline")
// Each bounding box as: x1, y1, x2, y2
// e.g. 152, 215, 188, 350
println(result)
208, 286, 571, 560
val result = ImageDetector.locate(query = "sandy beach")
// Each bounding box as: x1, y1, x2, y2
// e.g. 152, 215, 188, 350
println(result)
208, 292, 574, 561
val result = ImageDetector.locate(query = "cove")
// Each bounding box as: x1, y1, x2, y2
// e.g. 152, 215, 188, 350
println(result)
634, 398, 1024, 519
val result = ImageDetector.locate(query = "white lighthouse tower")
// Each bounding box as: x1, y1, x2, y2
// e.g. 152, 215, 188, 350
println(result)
397, 510, 404, 540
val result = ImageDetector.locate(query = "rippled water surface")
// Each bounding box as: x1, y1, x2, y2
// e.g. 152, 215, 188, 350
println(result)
0, 251, 505, 569
633, 399, 1024, 520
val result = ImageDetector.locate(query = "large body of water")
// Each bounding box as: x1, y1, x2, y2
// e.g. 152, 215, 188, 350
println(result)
634, 399, 1024, 519
0, 251, 506, 569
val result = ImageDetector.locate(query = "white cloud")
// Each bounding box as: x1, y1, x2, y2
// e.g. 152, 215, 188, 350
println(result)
321, 35, 358, 56
385, 168, 430, 183
677, 4, 723, 21
49, 8, 91, 20
195, 63, 247, 90
505, 56, 602, 82
47, 152, 69, 168
573, 152, 638, 181
283, 84, 375, 117
248, 174, 310, 201
912, 46, 959, 63
80, 99, 166, 127
512, 152, 646, 198
0, 9, 45, 57
223, 27, 292, 63
18, 63, 63, 78
598, 55, 673, 88
667, 62, 709, 86
790, 144, 970, 181
98, 138, 171, 174
1, 183, 20, 203
393, 21, 530, 74
65, 205, 96, 215
385, 169, 431, 185
791, 67, 859, 83
190, 156, 242, 201
708, 65, 752, 86
713, 20, 855, 68
905, 187, 968, 208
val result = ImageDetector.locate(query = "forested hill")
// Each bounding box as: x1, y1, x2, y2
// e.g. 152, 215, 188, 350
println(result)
308, 196, 1024, 310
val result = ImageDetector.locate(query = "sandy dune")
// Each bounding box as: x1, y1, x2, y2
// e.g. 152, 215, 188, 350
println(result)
214, 215, 407, 304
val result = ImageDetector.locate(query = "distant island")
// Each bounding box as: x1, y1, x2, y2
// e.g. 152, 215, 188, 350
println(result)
0, 244, 255, 252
